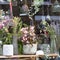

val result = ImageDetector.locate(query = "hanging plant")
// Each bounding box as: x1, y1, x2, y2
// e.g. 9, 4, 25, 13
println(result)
28, 0, 43, 25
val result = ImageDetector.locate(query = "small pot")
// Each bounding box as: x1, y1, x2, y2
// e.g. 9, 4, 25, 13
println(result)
3, 44, 13, 56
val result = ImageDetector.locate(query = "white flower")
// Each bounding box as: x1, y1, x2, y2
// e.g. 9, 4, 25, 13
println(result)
30, 26, 34, 30
24, 30, 28, 34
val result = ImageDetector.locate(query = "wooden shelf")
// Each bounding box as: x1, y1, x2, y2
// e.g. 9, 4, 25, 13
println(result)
0, 54, 44, 59
0, 54, 58, 60
0, 54, 44, 60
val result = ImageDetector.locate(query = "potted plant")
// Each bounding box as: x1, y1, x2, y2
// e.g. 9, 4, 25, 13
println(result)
0, 20, 13, 56
3, 26, 13, 56
37, 20, 57, 54
18, 26, 37, 54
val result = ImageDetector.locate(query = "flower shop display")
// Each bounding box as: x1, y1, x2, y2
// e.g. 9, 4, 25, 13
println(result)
0, 16, 57, 55
19, 26, 37, 54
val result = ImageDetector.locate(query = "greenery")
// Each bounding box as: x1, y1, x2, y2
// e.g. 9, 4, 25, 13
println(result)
0, 23, 12, 44
11, 17, 29, 36
2, 28, 12, 44
28, 0, 43, 17
12, 17, 23, 36
37, 20, 56, 44
0, 17, 27, 44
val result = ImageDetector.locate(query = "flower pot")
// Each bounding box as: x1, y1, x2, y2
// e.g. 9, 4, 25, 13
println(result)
3, 44, 13, 56
40, 44, 50, 55
23, 43, 37, 54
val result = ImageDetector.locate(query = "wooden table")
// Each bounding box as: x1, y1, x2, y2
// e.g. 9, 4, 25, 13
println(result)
0, 55, 44, 60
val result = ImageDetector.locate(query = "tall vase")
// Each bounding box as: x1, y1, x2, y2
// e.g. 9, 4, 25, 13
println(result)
50, 36, 57, 54
13, 34, 18, 55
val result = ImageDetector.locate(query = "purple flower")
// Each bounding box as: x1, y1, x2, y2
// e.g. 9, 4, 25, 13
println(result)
3, 20, 8, 26
0, 24, 4, 29
5, 20, 9, 23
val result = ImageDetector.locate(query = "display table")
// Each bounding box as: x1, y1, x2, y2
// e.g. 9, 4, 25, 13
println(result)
0, 55, 44, 60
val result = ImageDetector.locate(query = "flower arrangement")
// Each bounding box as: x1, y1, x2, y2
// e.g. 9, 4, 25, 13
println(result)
36, 20, 57, 54
38, 20, 56, 44
0, 17, 23, 44
0, 20, 12, 44
20, 26, 37, 44
11, 17, 22, 35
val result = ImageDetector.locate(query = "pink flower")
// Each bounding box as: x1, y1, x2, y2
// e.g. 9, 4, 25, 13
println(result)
0, 23, 4, 29
22, 36, 28, 43
2, 20, 9, 26
6, 20, 9, 23
24, 30, 28, 34
20, 26, 36, 44
30, 26, 34, 30
20, 27, 28, 34
0, 25, 3, 29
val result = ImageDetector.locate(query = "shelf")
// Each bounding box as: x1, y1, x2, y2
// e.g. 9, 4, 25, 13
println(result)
0, 54, 58, 60
0, 1, 9, 5
0, 54, 44, 60
35, 15, 60, 21
42, 1, 52, 5
20, 13, 28, 16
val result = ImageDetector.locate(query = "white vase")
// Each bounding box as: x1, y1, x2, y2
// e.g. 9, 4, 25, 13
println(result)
23, 43, 37, 54
3, 44, 13, 56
